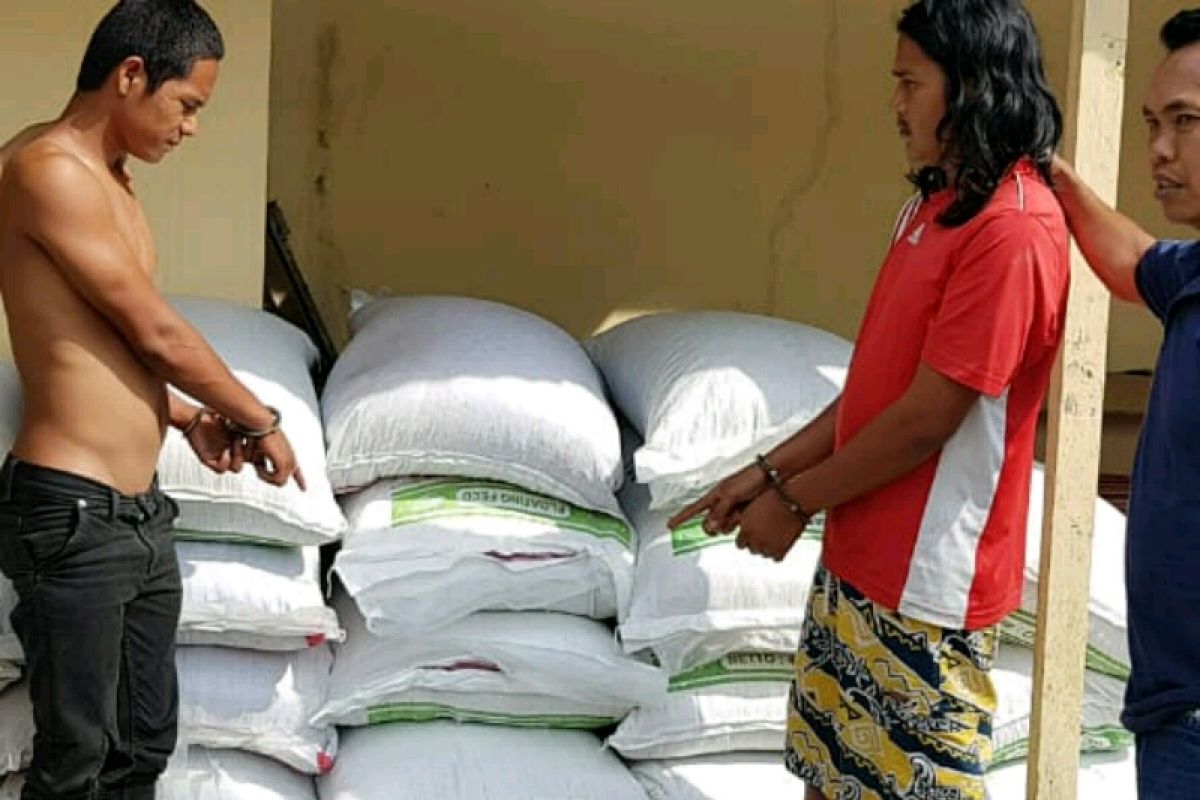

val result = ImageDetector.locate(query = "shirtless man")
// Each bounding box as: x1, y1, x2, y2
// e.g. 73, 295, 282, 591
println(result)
0, 2, 303, 798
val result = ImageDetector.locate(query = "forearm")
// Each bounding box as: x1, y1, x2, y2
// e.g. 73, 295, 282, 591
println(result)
783, 397, 954, 515
1054, 162, 1154, 304
764, 398, 839, 479
142, 322, 275, 431
167, 392, 202, 431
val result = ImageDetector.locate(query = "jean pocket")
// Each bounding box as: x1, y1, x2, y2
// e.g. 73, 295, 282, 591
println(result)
0, 508, 28, 579
18, 503, 89, 569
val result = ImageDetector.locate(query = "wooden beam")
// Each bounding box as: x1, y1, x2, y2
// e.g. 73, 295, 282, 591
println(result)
1028, 0, 1129, 798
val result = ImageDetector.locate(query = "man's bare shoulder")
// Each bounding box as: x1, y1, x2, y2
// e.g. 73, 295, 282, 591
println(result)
3, 139, 108, 223
0, 122, 55, 180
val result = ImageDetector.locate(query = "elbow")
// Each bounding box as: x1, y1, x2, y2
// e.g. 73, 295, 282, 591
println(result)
905, 428, 950, 463
130, 321, 191, 377
901, 413, 960, 462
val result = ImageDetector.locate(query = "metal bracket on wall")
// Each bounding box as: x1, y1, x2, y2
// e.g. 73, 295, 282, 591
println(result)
263, 200, 338, 389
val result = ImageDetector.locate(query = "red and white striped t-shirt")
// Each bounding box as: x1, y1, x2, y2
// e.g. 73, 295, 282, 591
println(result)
822, 160, 1070, 631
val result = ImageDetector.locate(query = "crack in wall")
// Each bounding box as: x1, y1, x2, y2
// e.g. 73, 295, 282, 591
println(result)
765, 0, 841, 315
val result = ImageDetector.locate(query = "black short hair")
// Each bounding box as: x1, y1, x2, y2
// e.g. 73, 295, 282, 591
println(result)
1161, 10, 1200, 52
898, 0, 1062, 227
77, 0, 224, 94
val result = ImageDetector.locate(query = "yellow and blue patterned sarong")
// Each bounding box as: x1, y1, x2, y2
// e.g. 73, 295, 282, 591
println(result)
786, 564, 998, 800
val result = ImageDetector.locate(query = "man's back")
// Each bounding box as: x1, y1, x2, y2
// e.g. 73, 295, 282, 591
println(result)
0, 126, 166, 495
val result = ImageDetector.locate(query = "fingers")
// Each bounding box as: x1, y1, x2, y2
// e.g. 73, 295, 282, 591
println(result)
668, 494, 714, 530
253, 461, 273, 484
213, 442, 232, 473
231, 437, 247, 473
234, 434, 304, 490
706, 495, 739, 534
254, 457, 286, 487
735, 530, 789, 562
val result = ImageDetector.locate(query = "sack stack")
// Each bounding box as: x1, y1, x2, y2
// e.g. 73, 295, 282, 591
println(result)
0, 298, 346, 797
315, 296, 660, 799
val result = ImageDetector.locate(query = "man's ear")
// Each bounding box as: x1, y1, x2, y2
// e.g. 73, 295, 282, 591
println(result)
115, 56, 147, 98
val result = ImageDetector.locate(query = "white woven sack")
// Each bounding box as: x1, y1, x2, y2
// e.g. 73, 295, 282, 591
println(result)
335, 478, 634, 637
0, 683, 32, 777
628, 750, 1137, 800
1006, 464, 1130, 679
4, 748, 318, 800
0, 544, 342, 659
584, 311, 851, 512
990, 643, 1130, 769
1, 665, 338, 783
0, 367, 22, 667
619, 483, 822, 673
316, 596, 666, 729
608, 641, 1129, 768
178, 644, 336, 774
322, 296, 623, 515
609, 652, 792, 760
161, 747, 319, 800
0, 577, 16, 664
0, 664, 17, 695
630, 753, 799, 800
319, 723, 649, 800
984, 747, 1136, 799
176, 541, 342, 651
0, 362, 19, 450
159, 297, 345, 546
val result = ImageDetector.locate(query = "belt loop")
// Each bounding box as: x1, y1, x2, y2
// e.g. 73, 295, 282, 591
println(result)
108, 487, 119, 522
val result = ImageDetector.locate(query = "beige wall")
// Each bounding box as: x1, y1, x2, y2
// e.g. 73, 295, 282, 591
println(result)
270, 0, 917, 347
0, 0, 272, 356
1108, 0, 1198, 368
269, 0, 1177, 374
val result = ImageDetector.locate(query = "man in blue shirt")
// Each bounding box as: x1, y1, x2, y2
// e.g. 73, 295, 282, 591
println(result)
1053, 9, 1200, 799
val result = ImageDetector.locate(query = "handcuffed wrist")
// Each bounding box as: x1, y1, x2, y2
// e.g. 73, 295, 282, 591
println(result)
756, 454, 814, 521
180, 408, 210, 438
224, 406, 282, 439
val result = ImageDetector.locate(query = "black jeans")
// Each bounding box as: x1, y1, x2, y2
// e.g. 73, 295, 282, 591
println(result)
0, 457, 182, 800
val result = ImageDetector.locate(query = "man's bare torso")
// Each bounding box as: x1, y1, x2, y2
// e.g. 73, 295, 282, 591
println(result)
0, 123, 168, 495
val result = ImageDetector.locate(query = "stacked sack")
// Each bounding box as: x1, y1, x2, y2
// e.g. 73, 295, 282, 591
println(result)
0, 298, 345, 798
626, 749, 1137, 800
315, 296, 662, 799
0, 366, 21, 695
585, 311, 1135, 797
986, 464, 1134, 770
585, 312, 849, 770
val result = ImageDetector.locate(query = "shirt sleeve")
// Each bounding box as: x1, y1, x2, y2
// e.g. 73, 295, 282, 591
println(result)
1135, 240, 1200, 321
921, 213, 1059, 398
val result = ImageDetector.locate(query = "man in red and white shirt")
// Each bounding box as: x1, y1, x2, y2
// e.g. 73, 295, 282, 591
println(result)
822, 154, 1067, 632
672, 2, 1069, 798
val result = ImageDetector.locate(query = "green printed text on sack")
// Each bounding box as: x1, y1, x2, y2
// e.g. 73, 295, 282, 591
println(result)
671, 513, 825, 556
669, 652, 794, 692
390, 479, 632, 548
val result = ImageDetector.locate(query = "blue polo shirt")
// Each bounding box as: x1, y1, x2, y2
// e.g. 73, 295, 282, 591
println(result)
1122, 239, 1200, 734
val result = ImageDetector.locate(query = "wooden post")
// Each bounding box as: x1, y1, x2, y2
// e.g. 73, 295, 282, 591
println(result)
1028, 0, 1129, 797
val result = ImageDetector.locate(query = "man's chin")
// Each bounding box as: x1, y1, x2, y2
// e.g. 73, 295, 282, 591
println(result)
1159, 199, 1200, 228
130, 145, 171, 165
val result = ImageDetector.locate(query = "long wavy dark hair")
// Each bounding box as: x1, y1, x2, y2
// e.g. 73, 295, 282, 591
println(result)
898, 0, 1062, 226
